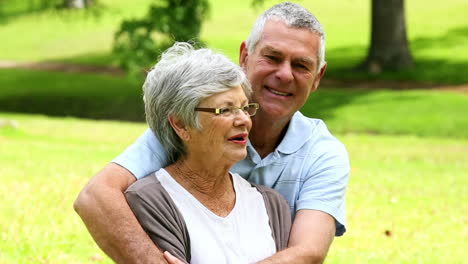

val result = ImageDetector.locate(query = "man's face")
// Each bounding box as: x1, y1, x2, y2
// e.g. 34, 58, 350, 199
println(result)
240, 19, 325, 121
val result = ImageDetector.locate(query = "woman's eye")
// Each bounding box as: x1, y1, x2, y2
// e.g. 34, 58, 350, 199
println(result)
220, 108, 231, 114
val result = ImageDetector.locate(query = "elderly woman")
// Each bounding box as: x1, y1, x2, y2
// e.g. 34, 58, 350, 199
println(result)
124, 42, 291, 264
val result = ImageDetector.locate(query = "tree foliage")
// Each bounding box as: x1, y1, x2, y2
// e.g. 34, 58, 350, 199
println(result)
113, 0, 210, 76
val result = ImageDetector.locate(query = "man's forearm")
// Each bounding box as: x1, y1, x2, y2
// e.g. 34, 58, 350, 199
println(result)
258, 246, 326, 264
258, 209, 335, 264
74, 164, 167, 264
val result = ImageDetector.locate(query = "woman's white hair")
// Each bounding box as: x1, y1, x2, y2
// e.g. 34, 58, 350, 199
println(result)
143, 42, 251, 165
246, 2, 326, 72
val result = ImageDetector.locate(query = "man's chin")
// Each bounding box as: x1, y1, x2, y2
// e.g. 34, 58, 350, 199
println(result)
257, 105, 294, 120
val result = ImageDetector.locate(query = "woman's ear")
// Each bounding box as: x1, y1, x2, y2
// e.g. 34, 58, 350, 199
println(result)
168, 114, 191, 142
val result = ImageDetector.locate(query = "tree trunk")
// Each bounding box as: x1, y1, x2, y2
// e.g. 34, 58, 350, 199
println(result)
64, 0, 93, 9
360, 0, 414, 73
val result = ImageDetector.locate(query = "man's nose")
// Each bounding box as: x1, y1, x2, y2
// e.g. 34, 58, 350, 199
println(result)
275, 62, 294, 83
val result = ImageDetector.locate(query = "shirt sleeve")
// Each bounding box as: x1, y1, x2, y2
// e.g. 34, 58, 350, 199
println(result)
112, 128, 168, 179
296, 138, 350, 237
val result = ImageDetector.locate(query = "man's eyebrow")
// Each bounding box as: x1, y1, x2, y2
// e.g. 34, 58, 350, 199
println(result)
296, 57, 316, 67
262, 45, 316, 66
261, 46, 283, 55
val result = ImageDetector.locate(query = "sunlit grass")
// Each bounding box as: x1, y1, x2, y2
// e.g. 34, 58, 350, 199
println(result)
0, 112, 466, 263
0, 113, 145, 264
328, 134, 467, 263
0, 0, 149, 63
305, 88, 468, 138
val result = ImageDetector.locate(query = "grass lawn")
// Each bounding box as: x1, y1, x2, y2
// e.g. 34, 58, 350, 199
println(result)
307, 88, 468, 138
0, 112, 466, 263
1, 67, 467, 138
0, 0, 467, 263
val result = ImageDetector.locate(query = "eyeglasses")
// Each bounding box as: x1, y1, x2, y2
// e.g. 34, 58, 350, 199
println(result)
195, 103, 259, 117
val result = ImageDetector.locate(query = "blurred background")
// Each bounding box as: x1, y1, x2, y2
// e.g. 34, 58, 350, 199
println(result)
0, 0, 467, 263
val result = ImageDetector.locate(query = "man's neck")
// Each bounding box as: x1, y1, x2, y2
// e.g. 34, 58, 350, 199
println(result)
250, 113, 292, 158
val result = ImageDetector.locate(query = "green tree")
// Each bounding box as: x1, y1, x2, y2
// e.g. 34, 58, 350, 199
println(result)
113, 0, 210, 76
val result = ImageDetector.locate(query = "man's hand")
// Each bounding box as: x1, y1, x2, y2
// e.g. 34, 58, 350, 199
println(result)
74, 163, 167, 264
258, 209, 335, 264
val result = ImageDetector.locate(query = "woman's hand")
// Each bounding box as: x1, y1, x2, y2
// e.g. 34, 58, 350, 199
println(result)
163, 251, 185, 264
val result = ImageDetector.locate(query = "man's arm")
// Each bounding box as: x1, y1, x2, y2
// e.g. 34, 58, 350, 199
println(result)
258, 209, 335, 264
73, 163, 167, 264
161, 210, 335, 264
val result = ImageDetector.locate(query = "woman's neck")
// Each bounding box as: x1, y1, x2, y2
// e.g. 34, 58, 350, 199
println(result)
165, 159, 236, 217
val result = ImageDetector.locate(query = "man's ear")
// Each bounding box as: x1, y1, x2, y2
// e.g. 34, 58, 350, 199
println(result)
239, 41, 249, 69
311, 63, 327, 93
168, 114, 190, 142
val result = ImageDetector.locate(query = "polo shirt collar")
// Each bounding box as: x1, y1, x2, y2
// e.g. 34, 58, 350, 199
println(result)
276, 111, 315, 154
246, 112, 315, 160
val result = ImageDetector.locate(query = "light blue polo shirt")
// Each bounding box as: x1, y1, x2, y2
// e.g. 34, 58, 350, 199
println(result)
113, 111, 350, 236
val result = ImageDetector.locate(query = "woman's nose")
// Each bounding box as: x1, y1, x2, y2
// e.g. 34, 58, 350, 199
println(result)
233, 109, 251, 126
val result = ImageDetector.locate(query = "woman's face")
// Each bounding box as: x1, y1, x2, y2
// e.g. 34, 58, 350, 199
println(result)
185, 85, 252, 165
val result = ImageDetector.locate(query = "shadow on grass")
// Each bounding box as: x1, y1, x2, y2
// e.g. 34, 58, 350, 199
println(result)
2, 68, 467, 139
0, 68, 371, 123
0, 94, 145, 121
301, 88, 370, 121
0, 68, 144, 122
0, 9, 36, 24
50, 52, 119, 67
0, 87, 371, 125
325, 26, 468, 84
0, 2, 106, 26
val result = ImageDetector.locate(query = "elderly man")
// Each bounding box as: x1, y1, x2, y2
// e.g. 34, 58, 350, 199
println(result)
74, 2, 350, 264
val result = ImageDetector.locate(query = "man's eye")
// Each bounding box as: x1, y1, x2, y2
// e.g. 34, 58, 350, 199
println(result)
295, 63, 309, 70
265, 55, 279, 62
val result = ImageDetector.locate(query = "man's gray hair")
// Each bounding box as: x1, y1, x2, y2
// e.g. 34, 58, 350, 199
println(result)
143, 42, 251, 165
246, 2, 326, 72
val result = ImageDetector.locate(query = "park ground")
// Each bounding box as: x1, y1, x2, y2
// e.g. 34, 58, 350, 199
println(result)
0, 0, 467, 263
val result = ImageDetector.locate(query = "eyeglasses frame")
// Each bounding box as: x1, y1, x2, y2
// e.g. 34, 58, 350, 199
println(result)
194, 103, 260, 117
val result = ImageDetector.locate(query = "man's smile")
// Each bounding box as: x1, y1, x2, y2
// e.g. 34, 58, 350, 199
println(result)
264, 85, 292, 96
